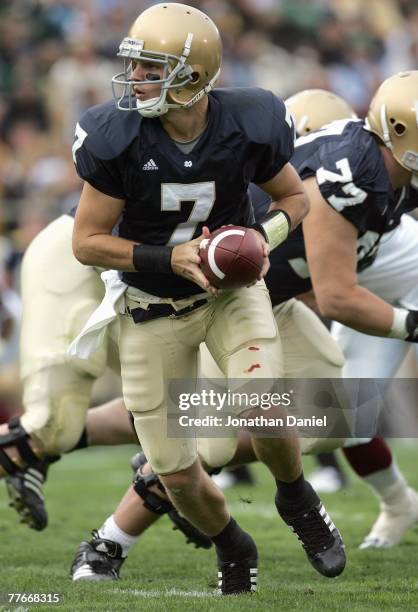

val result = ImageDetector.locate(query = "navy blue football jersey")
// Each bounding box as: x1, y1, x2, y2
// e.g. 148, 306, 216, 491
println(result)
73, 88, 294, 298
252, 119, 417, 305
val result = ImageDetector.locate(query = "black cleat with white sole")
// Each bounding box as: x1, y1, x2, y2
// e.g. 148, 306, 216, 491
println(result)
276, 487, 346, 578
70, 531, 125, 581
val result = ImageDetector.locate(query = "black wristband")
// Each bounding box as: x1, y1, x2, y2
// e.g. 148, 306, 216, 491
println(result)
132, 244, 173, 273
406, 310, 418, 342
251, 222, 269, 242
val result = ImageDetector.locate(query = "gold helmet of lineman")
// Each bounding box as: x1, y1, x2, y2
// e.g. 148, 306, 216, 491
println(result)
367, 71, 418, 176
111, 3, 222, 117
285, 89, 357, 135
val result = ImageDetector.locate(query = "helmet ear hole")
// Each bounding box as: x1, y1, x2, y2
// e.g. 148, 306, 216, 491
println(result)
190, 71, 200, 84
393, 122, 406, 135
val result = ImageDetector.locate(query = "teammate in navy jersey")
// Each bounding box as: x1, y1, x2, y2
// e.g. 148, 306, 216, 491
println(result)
260, 114, 417, 309
253, 73, 418, 549
69, 2, 344, 594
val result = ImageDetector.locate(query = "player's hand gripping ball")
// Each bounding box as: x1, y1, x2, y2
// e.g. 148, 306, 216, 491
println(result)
199, 226, 264, 290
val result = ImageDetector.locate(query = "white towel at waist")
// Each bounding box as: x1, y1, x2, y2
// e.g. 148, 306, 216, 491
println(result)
68, 269, 127, 359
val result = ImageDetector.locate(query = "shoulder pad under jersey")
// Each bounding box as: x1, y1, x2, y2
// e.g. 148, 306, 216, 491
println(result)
212, 87, 294, 146
76, 99, 143, 160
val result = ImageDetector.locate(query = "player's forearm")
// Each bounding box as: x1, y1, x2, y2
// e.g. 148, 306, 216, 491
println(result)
72, 233, 137, 271
315, 284, 398, 337
254, 191, 309, 250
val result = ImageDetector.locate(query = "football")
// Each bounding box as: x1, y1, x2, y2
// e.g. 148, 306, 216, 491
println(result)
199, 226, 264, 290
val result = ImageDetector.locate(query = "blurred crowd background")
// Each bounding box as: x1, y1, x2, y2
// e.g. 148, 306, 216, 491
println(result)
0, 0, 417, 413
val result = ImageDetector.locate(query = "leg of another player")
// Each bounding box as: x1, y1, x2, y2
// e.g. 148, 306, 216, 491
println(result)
101, 486, 160, 540
85, 398, 137, 446
333, 326, 418, 548
71, 456, 216, 582
71, 481, 165, 582
343, 437, 418, 548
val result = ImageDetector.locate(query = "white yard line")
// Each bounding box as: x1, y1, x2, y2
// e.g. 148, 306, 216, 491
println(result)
112, 588, 218, 598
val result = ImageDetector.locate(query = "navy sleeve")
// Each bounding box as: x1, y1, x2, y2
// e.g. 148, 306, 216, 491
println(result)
253, 95, 295, 184
72, 101, 138, 199
74, 137, 126, 199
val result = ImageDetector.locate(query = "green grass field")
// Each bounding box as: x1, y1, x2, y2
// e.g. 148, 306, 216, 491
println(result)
1, 444, 418, 611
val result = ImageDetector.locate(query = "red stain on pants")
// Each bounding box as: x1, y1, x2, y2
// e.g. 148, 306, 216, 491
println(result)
244, 363, 261, 373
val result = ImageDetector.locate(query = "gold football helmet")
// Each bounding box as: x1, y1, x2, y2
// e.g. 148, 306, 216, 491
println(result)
367, 71, 418, 175
112, 3, 222, 117
285, 89, 357, 135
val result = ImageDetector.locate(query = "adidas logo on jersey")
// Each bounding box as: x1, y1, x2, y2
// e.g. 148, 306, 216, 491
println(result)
142, 159, 159, 171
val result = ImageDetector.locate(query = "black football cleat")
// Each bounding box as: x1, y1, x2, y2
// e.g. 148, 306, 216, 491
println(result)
216, 531, 258, 595
131, 452, 212, 549
5, 458, 52, 530
218, 559, 258, 595
70, 531, 125, 581
276, 488, 346, 578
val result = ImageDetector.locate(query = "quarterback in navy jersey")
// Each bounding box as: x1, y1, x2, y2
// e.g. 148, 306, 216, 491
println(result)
71, 2, 344, 594
68, 85, 417, 582
74, 87, 293, 298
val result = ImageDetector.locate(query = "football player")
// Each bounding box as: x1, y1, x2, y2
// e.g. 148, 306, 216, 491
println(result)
69, 89, 358, 582
288, 73, 418, 549
69, 76, 418, 582
0, 210, 126, 528
287, 86, 418, 549
70, 2, 345, 594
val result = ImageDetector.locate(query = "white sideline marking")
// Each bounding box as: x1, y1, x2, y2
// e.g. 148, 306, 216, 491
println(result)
112, 588, 218, 598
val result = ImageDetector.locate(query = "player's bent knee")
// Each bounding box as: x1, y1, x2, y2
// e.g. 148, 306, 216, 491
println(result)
130, 406, 198, 475
198, 437, 238, 469
20, 370, 93, 455
159, 463, 200, 492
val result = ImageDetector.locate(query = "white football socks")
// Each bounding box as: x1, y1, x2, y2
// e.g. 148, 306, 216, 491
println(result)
364, 461, 408, 504
98, 515, 139, 558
